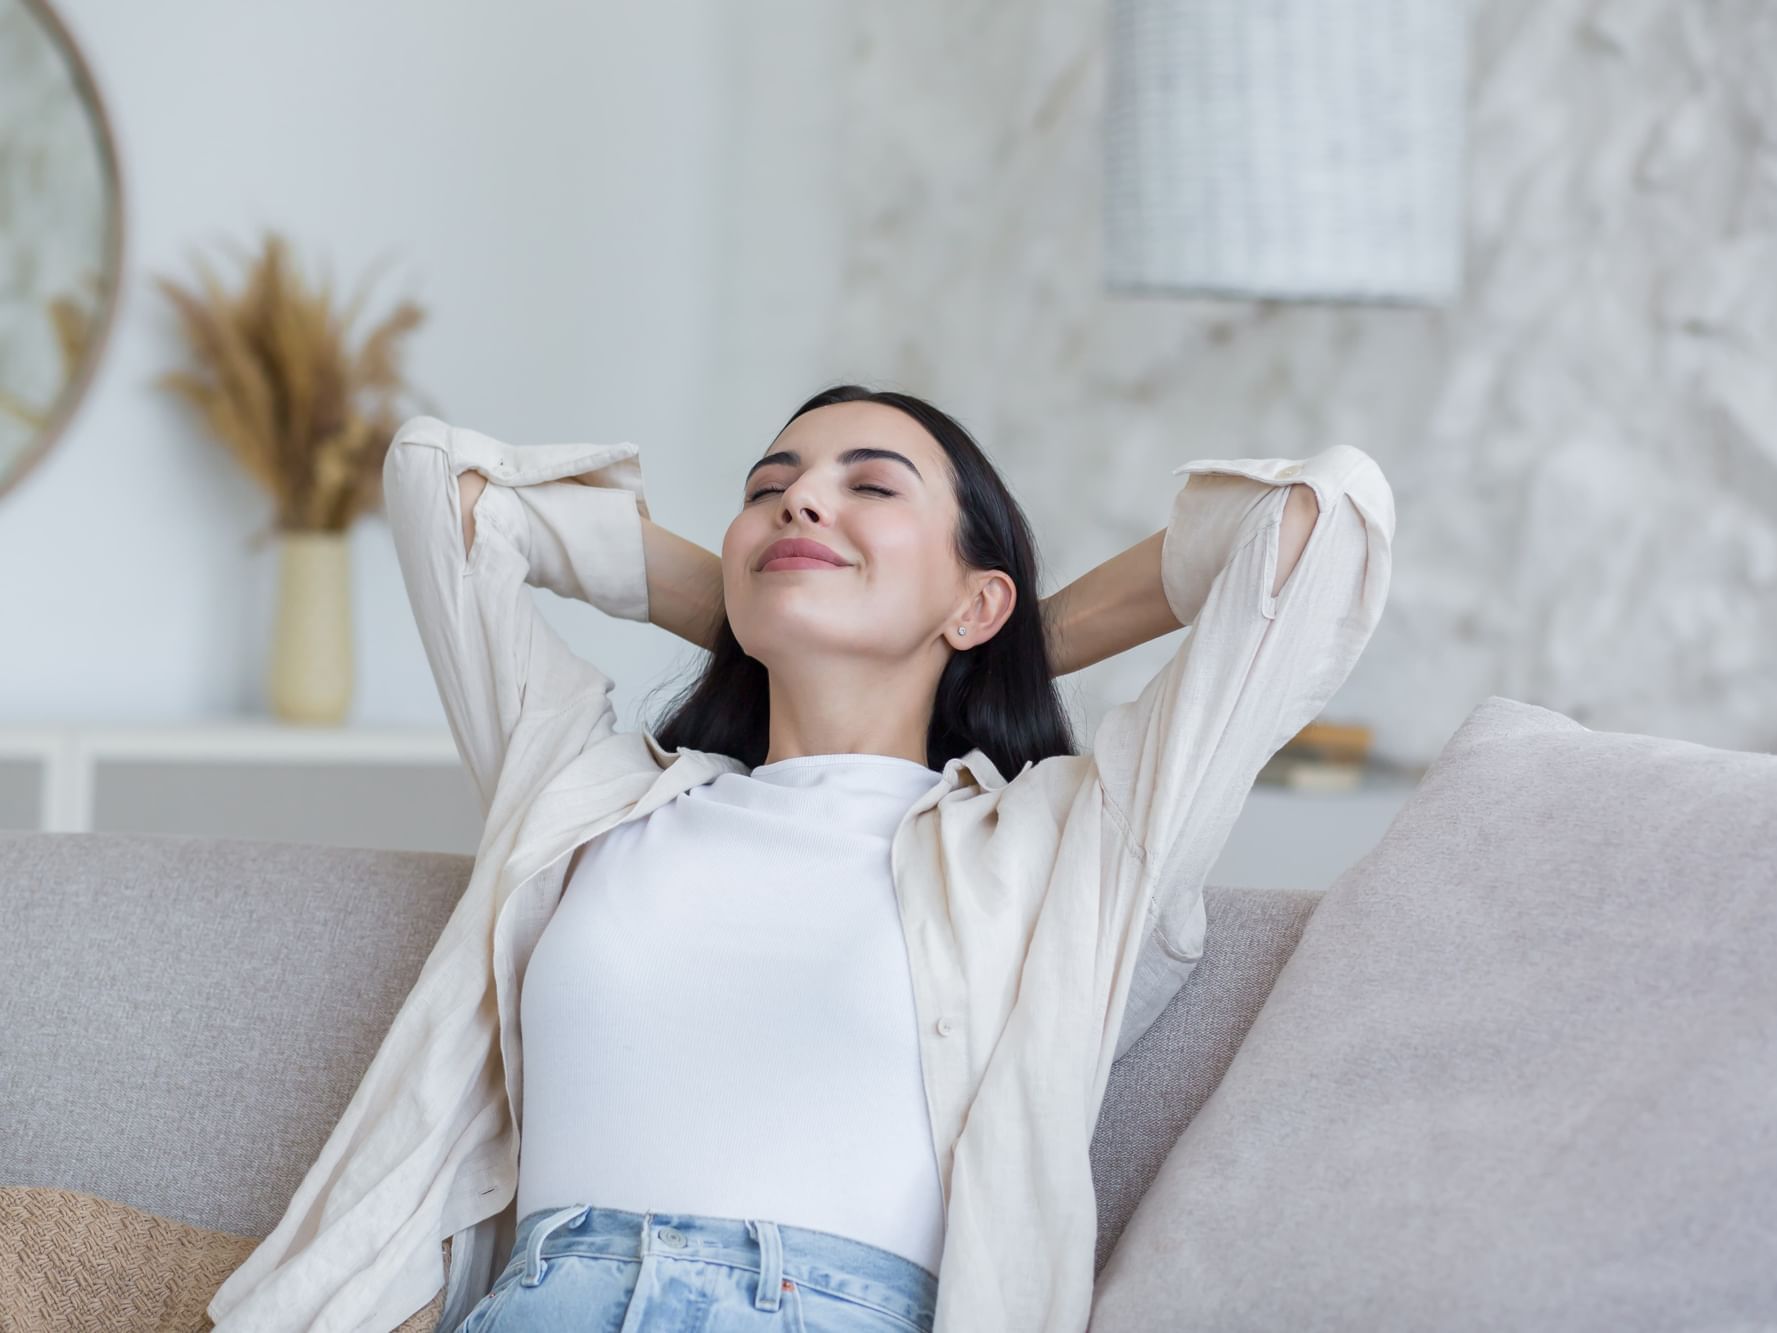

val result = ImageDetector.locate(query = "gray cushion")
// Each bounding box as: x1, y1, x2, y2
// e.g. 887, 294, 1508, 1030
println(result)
1091, 695, 1777, 1331
0, 831, 472, 1236
1089, 886, 1320, 1277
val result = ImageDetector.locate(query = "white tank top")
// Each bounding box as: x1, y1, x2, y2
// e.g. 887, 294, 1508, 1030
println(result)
515, 751, 948, 1275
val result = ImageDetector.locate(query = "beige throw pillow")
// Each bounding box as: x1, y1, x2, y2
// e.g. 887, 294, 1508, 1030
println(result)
1091, 696, 1777, 1331
0, 1185, 447, 1332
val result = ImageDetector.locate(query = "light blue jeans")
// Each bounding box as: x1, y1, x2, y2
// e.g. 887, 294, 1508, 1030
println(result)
460, 1203, 940, 1333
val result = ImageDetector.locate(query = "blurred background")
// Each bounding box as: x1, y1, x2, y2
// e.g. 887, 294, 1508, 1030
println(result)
1, 0, 1772, 883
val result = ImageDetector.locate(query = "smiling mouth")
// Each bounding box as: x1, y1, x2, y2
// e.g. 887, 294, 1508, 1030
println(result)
760, 556, 850, 572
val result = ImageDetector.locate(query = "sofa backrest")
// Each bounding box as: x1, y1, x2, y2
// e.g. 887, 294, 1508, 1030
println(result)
1089, 886, 1320, 1273
0, 831, 1318, 1261
1, 832, 473, 1238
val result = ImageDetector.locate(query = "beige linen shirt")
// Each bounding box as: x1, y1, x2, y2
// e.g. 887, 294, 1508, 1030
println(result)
206, 415, 1394, 1333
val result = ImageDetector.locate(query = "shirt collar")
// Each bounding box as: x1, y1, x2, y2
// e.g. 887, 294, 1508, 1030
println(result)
641, 730, 1015, 795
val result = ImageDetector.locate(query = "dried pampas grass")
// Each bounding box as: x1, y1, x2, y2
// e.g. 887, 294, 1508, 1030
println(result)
155, 230, 438, 537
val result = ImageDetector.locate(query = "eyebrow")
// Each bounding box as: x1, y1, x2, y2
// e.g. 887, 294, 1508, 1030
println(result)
744, 447, 924, 488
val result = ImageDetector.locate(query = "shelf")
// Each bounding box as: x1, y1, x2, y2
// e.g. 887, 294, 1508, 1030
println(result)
0, 725, 1423, 888
0, 723, 480, 854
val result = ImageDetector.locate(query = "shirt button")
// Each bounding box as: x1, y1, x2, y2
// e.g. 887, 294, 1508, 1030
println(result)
1278, 463, 1301, 477
936, 1017, 956, 1036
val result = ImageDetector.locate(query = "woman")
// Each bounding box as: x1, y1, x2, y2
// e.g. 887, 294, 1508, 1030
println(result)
207, 384, 1392, 1333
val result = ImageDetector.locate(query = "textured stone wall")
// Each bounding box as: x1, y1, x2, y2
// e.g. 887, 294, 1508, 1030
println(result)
821, 0, 1777, 762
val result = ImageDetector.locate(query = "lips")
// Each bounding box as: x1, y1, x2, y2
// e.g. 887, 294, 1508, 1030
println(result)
757, 537, 851, 571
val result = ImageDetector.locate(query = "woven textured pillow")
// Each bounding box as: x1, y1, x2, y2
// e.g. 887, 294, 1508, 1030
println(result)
0, 1186, 447, 1332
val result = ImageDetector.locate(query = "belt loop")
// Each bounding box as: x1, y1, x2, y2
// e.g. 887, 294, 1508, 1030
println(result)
747, 1218, 785, 1311
521, 1205, 590, 1287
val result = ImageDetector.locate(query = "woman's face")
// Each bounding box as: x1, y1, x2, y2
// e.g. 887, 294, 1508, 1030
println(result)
721, 400, 996, 670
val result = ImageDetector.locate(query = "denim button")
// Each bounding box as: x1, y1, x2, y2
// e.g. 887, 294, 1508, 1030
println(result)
658, 1226, 686, 1248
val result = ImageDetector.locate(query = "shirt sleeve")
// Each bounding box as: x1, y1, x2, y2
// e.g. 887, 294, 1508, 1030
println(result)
1096, 443, 1396, 1061
381, 415, 652, 818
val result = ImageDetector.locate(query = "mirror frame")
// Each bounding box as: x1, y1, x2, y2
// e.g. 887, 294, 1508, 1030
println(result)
0, 0, 126, 504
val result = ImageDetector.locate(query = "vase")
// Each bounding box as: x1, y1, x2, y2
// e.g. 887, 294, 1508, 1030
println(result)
267, 529, 354, 725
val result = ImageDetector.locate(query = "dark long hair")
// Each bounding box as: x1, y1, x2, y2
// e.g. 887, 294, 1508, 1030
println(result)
644, 384, 1079, 775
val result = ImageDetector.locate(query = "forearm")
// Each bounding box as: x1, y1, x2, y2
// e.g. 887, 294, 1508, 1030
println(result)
640, 516, 725, 652
1040, 528, 1178, 677
1042, 482, 1320, 677
457, 471, 489, 555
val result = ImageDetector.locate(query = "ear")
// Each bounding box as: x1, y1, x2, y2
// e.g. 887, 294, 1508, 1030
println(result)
957, 569, 1017, 647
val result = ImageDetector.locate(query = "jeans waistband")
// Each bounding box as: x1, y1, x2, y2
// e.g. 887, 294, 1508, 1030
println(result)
504, 1203, 939, 1331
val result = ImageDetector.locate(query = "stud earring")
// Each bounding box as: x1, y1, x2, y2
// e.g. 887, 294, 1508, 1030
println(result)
957, 627, 969, 637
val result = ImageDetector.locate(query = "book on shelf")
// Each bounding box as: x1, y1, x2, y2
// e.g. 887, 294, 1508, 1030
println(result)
1257, 719, 1373, 792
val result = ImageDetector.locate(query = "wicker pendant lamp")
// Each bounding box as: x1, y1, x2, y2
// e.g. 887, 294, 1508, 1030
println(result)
1104, 0, 1470, 305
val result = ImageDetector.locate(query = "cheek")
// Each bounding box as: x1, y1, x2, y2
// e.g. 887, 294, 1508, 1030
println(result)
865, 523, 950, 604
864, 510, 935, 560
720, 518, 756, 570
717, 529, 750, 602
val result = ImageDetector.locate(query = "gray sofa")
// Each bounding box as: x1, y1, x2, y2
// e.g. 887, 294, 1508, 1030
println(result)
0, 833, 1303, 1301
4, 695, 1774, 1330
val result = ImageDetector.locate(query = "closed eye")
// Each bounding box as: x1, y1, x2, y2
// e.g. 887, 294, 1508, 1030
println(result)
746, 483, 897, 501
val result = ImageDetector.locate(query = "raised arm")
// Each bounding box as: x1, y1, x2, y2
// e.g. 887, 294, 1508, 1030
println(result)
1086, 446, 1395, 1060
384, 415, 654, 816
459, 469, 489, 553
638, 517, 726, 653
465, 460, 724, 656
1040, 484, 1320, 678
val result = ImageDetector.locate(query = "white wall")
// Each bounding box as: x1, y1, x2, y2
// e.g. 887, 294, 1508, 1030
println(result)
10, 0, 1772, 766
2, 0, 828, 735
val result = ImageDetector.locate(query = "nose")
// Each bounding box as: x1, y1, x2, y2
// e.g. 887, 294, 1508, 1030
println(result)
777, 485, 824, 525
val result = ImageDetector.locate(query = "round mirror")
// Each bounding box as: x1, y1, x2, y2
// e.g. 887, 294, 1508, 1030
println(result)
0, 0, 123, 502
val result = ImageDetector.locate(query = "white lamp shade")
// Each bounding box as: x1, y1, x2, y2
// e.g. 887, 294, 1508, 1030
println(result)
1104, 0, 1469, 304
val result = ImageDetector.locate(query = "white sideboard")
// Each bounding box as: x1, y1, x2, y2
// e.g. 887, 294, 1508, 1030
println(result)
0, 724, 485, 855
1205, 776, 1421, 890
0, 724, 1424, 888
